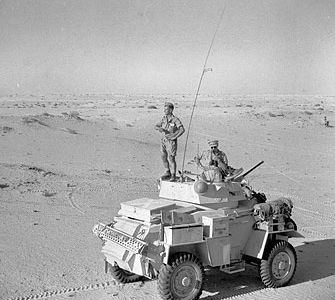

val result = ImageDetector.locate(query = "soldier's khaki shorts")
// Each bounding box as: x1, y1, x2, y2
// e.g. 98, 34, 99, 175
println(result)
161, 138, 177, 157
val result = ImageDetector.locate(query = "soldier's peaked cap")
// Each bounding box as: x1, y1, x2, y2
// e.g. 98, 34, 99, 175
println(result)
208, 140, 219, 147
164, 102, 174, 109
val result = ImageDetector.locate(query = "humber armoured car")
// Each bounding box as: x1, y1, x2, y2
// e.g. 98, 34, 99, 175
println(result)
93, 161, 302, 300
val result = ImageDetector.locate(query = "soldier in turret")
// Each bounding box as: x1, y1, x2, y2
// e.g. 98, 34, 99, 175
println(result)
195, 140, 242, 181
155, 102, 185, 182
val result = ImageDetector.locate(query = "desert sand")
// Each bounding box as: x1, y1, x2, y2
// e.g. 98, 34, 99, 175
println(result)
1, 94, 335, 300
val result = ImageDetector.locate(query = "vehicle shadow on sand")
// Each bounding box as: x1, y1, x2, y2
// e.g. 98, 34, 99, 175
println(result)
201, 239, 335, 299
293, 238, 335, 283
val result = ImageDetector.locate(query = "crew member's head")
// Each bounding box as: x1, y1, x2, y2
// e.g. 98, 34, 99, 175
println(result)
164, 102, 174, 115
208, 140, 219, 151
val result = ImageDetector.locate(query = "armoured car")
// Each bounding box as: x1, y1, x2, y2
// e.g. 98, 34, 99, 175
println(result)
93, 161, 302, 300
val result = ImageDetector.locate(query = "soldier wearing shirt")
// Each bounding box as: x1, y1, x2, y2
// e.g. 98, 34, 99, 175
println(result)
195, 140, 242, 181
195, 140, 228, 175
155, 102, 185, 182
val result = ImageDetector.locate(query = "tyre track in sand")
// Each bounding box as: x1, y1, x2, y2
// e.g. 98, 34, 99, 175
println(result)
5, 281, 117, 300
68, 187, 86, 215
6, 275, 335, 300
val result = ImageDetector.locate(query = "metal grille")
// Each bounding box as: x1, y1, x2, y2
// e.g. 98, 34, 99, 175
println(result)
98, 224, 147, 253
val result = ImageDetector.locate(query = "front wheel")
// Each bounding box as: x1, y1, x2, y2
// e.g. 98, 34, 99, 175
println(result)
109, 263, 142, 283
158, 253, 204, 300
260, 240, 297, 288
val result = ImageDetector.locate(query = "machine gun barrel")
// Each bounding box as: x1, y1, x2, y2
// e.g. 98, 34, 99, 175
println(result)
240, 160, 264, 177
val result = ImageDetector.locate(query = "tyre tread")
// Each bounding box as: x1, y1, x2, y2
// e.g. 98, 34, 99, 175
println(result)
158, 253, 204, 300
110, 264, 142, 284
260, 240, 297, 288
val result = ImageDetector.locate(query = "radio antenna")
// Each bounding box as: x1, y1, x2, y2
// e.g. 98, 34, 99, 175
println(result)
181, 4, 227, 172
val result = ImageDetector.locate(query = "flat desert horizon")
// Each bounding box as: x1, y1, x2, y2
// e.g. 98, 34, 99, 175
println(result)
1, 93, 335, 300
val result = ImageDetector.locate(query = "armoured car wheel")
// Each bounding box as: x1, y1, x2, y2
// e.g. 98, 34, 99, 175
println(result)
260, 241, 297, 288
109, 263, 142, 283
158, 253, 204, 300
285, 218, 297, 230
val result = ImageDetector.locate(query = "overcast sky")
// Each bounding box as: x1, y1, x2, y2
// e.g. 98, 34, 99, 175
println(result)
0, 0, 334, 95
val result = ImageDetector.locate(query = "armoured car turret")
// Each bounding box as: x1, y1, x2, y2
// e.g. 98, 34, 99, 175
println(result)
93, 161, 302, 300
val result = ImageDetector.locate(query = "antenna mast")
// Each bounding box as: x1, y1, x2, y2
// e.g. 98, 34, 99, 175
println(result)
181, 5, 226, 171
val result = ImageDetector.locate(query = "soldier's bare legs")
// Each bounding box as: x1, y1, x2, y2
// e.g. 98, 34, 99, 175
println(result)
161, 152, 171, 178
168, 155, 177, 181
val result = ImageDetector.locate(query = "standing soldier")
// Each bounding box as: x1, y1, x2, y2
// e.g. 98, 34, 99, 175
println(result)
155, 102, 185, 181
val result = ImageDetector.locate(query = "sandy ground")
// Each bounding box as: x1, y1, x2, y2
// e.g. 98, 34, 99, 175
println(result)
0, 94, 335, 300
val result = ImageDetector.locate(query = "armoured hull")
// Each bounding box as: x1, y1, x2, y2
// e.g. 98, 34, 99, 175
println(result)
93, 180, 262, 278
93, 176, 302, 300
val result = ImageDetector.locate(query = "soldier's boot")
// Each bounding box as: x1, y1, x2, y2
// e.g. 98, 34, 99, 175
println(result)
161, 170, 171, 180
169, 173, 176, 182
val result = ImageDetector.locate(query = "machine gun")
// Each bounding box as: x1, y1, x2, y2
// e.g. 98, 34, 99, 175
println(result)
237, 160, 264, 179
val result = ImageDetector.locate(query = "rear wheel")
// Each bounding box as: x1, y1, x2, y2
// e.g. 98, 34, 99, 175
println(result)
158, 253, 204, 300
109, 263, 142, 283
260, 241, 297, 287
285, 218, 297, 230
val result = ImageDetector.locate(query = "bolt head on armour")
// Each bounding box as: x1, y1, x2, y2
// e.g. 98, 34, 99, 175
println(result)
194, 180, 208, 194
